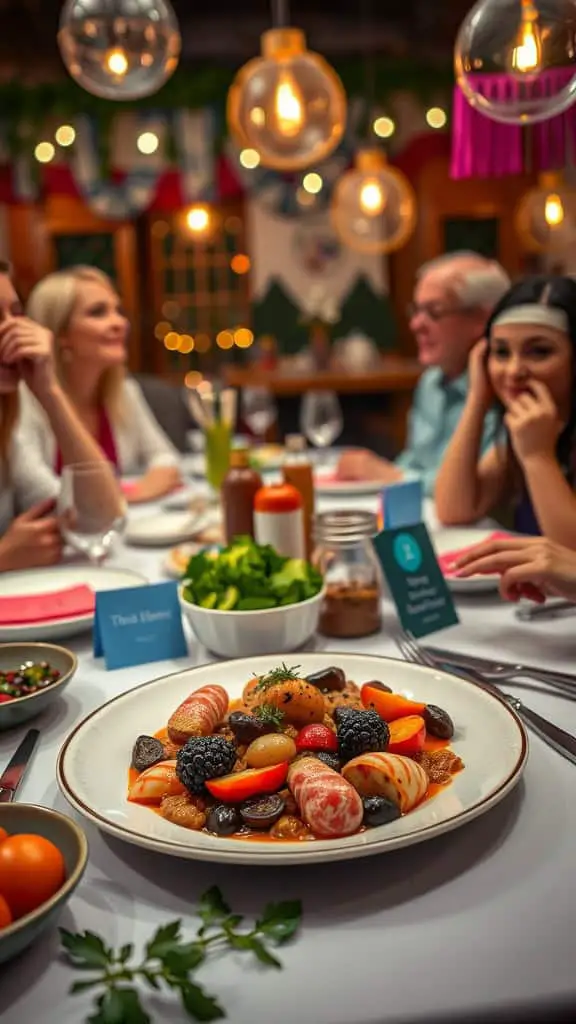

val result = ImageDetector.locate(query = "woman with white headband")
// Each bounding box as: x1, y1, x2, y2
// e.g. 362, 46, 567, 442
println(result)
435, 276, 576, 547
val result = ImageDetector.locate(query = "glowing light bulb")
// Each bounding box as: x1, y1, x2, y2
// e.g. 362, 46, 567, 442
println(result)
544, 193, 564, 226
359, 179, 385, 216
186, 206, 210, 233
106, 47, 129, 77
511, 0, 543, 74
273, 70, 305, 138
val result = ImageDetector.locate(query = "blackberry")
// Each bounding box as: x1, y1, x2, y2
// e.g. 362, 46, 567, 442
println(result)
176, 736, 236, 795
335, 708, 389, 763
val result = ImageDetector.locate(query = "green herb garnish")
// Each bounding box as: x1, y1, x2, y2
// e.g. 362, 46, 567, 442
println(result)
182, 536, 322, 610
255, 663, 302, 691
253, 703, 285, 728
61, 886, 302, 1023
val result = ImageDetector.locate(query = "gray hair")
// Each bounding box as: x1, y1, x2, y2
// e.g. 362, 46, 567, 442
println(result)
417, 250, 511, 312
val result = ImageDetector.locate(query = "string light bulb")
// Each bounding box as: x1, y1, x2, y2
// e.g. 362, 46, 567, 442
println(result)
331, 149, 416, 255
58, 0, 181, 101
184, 205, 212, 236
227, 27, 347, 171
455, 0, 576, 125
515, 173, 576, 250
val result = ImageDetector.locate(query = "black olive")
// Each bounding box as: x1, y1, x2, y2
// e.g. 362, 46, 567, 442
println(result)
239, 794, 285, 829
363, 680, 392, 693
310, 751, 341, 772
362, 796, 401, 828
228, 711, 273, 744
206, 804, 242, 836
131, 735, 166, 772
306, 667, 346, 692
423, 704, 454, 740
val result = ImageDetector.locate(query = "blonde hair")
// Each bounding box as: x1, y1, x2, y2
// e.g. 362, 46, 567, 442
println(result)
26, 266, 125, 423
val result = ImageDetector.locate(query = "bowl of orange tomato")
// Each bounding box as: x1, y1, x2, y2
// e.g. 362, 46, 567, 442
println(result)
0, 803, 88, 964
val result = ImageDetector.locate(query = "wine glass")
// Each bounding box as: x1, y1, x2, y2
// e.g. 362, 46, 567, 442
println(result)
300, 391, 343, 470
58, 463, 127, 565
242, 387, 277, 444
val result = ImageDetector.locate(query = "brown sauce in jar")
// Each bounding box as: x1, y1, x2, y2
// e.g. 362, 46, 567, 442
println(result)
318, 582, 382, 638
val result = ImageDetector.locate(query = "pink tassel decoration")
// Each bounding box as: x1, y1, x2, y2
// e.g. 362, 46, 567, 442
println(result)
451, 68, 576, 179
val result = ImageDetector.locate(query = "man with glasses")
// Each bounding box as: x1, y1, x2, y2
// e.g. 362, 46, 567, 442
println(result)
337, 251, 511, 494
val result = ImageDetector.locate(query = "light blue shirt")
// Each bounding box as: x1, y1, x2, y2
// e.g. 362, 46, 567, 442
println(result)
395, 367, 498, 497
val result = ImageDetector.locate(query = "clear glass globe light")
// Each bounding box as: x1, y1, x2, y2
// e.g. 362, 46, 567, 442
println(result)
58, 0, 181, 101
331, 150, 417, 255
455, 0, 576, 125
227, 28, 347, 172
515, 172, 576, 250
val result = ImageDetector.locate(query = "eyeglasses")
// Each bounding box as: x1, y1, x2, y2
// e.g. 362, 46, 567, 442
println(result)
407, 302, 468, 322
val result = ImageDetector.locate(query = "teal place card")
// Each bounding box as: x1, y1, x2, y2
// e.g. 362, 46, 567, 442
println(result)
381, 478, 423, 530
94, 581, 188, 670
373, 522, 459, 638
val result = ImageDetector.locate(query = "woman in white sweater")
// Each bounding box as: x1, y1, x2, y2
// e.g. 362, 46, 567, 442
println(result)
0, 262, 123, 571
23, 266, 182, 503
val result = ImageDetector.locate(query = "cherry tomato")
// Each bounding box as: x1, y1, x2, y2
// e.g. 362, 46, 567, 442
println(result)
0, 834, 65, 919
0, 893, 12, 929
295, 724, 338, 753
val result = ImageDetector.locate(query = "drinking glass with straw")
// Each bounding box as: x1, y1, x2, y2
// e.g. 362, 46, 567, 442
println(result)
187, 383, 237, 504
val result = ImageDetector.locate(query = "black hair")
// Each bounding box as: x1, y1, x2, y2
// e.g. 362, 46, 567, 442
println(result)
485, 275, 576, 479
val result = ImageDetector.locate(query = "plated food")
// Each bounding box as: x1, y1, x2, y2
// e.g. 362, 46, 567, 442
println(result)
0, 661, 61, 704
57, 652, 528, 865
180, 536, 323, 611
0, 803, 88, 965
126, 664, 462, 843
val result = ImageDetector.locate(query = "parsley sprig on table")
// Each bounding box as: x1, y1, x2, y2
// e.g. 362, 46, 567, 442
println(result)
60, 886, 302, 1024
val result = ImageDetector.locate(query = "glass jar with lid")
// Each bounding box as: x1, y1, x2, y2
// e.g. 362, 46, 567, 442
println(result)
313, 510, 383, 638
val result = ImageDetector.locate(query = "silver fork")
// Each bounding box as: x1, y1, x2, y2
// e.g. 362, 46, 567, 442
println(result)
395, 630, 576, 767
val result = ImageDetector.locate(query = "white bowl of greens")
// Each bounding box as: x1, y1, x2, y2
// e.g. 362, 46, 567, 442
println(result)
178, 537, 324, 658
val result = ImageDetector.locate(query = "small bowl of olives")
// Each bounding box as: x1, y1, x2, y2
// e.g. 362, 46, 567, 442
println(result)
0, 643, 78, 732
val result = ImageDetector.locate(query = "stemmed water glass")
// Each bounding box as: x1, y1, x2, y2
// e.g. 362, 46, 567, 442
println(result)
300, 391, 343, 470
57, 463, 127, 565
242, 387, 277, 444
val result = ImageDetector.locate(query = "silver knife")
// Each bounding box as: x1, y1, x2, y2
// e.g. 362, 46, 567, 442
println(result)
426, 644, 576, 691
435, 661, 576, 767
0, 729, 40, 803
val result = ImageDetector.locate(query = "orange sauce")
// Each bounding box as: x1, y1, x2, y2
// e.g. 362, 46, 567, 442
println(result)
127, 723, 459, 840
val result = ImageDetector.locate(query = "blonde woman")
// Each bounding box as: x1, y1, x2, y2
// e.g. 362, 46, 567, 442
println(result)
23, 266, 181, 503
0, 262, 122, 572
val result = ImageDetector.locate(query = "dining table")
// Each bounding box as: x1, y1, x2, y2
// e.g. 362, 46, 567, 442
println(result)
1, 477, 576, 1024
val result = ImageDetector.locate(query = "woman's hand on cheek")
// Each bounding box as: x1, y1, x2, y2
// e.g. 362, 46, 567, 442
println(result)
0, 318, 58, 398
504, 380, 561, 464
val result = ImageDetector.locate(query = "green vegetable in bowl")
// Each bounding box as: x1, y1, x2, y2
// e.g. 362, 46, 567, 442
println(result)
182, 536, 323, 611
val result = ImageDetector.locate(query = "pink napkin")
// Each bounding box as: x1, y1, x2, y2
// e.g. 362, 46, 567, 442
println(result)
0, 585, 95, 625
438, 532, 512, 578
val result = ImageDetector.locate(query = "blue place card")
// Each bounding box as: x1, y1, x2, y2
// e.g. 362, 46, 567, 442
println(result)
94, 581, 188, 670
373, 522, 459, 638
381, 478, 423, 530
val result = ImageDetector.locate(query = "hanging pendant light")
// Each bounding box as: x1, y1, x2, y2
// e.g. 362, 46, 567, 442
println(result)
58, 0, 181, 101
331, 149, 416, 255
515, 172, 576, 251
454, 0, 576, 125
227, 0, 347, 172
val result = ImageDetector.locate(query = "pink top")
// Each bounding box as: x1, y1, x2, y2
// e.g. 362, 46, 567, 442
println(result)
54, 407, 119, 476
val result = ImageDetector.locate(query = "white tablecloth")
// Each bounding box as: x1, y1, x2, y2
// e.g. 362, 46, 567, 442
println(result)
1, 490, 576, 1024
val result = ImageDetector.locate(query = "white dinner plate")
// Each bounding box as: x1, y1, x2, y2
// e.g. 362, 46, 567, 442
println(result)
57, 652, 527, 866
0, 565, 148, 642
313, 471, 384, 496
431, 528, 504, 594
125, 510, 221, 548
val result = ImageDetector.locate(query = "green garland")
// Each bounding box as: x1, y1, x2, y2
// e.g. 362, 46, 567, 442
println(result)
0, 57, 453, 156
